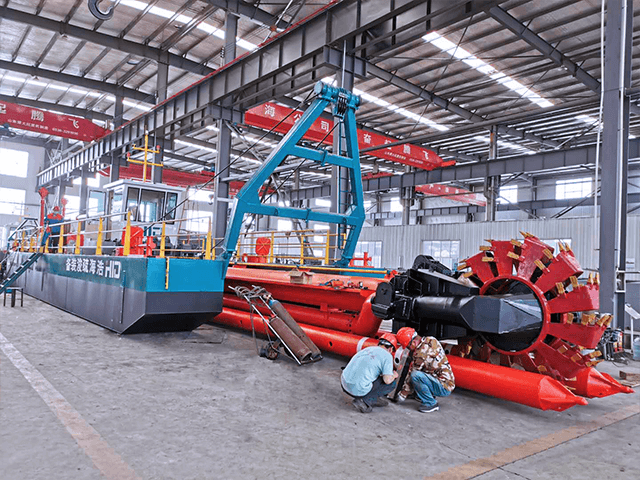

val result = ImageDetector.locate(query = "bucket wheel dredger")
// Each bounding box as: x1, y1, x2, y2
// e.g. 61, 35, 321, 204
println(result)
372, 233, 632, 399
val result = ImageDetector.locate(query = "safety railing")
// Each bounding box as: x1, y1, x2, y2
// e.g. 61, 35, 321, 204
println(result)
7, 214, 372, 268
236, 229, 350, 266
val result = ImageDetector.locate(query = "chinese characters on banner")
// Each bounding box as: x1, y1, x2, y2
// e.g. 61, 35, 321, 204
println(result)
0, 100, 110, 142
245, 102, 455, 171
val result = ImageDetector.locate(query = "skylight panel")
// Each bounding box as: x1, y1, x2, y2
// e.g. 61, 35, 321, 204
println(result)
423, 32, 553, 109
473, 135, 535, 155
120, 0, 258, 52
322, 76, 448, 132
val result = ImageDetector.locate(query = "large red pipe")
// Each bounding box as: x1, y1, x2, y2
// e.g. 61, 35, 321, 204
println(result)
212, 308, 588, 411
226, 266, 386, 312
223, 293, 382, 336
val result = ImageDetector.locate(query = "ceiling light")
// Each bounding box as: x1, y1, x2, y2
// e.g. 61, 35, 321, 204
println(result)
423, 32, 553, 109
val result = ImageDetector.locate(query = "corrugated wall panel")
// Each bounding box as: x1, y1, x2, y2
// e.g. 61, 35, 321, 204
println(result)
361, 217, 638, 279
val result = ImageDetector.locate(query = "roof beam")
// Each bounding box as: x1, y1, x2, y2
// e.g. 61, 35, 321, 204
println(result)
291, 139, 640, 199
0, 94, 112, 121
0, 59, 152, 102
202, 0, 285, 29
0, 6, 214, 76
487, 6, 601, 93
366, 62, 561, 148
367, 192, 640, 219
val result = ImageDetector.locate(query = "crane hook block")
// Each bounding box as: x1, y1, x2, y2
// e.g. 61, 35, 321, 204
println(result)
88, 0, 115, 21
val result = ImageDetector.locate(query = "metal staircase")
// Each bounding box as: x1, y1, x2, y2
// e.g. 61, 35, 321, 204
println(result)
0, 252, 42, 295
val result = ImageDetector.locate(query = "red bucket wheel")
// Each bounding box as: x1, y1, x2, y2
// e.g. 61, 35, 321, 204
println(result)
455, 233, 629, 398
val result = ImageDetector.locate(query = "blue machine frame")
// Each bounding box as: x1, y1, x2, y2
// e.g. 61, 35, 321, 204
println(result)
221, 82, 365, 271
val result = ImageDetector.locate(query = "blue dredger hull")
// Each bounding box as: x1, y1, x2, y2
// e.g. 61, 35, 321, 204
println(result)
8, 252, 224, 334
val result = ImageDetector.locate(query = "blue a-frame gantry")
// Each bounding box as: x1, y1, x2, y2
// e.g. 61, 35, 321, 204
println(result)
221, 81, 365, 272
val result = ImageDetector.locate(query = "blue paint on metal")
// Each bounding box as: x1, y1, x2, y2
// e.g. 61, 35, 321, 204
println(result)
221, 82, 365, 273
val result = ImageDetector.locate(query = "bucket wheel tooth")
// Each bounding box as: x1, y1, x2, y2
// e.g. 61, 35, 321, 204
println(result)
487, 239, 520, 276
516, 234, 554, 281
533, 242, 583, 294
458, 251, 495, 285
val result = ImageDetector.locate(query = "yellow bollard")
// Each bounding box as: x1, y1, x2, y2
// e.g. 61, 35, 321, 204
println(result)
75, 221, 82, 255
269, 232, 275, 263
58, 224, 64, 254
325, 231, 331, 265
29, 235, 35, 252
21, 230, 26, 252
96, 217, 104, 255
44, 237, 49, 254
159, 222, 166, 258
124, 211, 132, 256
205, 218, 212, 260
299, 234, 304, 264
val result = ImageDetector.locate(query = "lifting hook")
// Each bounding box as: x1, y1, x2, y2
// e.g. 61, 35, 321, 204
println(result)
88, 0, 115, 21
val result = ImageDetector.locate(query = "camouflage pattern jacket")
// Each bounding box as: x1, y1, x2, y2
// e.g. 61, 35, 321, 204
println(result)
401, 336, 455, 396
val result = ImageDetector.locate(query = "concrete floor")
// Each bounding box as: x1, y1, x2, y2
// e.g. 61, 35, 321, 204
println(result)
1, 295, 638, 480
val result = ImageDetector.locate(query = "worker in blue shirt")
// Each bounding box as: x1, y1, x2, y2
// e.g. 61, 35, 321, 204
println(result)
341, 333, 399, 413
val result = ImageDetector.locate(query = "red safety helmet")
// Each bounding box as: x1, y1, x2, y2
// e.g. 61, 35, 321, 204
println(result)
378, 333, 398, 351
396, 327, 417, 349
52, 206, 60, 212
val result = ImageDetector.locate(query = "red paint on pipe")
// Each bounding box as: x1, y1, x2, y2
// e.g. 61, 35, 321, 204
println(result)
223, 293, 381, 336
213, 308, 379, 357
213, 308, 588, 411
568, 368, 635, 398
226, 266, 386, 311
447, 355, 588, 411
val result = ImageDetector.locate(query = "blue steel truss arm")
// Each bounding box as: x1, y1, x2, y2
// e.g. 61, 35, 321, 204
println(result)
221, 82, 364, 271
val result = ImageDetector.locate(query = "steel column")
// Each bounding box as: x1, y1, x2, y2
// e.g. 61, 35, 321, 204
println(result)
152, 63, 169, 184
213, 13, 238, 242
599, 0, 632, 326
484, 127, 499, 221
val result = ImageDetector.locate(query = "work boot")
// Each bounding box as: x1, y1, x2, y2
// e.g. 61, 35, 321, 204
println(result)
371, 397, 389, 407
352, 398, 373, 413
418, 403, 439, 413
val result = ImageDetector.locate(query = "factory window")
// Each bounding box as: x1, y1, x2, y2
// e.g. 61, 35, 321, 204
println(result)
187, 187, 213, 204
277, 219, 293, 231
0, 187, 26, 215
73, 174, 100, 188
498, 185, 518, 204
63, 196, 80, 219
422, 240, 460, 270
186, 210, 212, 233
0, 148, 29, 178
390, 197, 403, 212
354, 241, 382, 268
315, 198, 331, 208
556, 178, 591, 199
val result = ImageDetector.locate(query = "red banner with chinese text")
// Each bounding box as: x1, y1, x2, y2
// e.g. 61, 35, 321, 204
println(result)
245, 102, 455, 171
416, 184, 486, 206
0, 100, 110, 142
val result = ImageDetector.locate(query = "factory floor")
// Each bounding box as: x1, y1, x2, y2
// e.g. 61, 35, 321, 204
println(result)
1, 295, 638, 480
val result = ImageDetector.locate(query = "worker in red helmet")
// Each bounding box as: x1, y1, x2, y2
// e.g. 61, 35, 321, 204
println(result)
396, 327, 455, 413
340, 333, 399, 413
41, 205, 64, 246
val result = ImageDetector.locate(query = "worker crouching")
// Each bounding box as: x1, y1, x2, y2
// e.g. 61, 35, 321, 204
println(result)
341, 333, 399, 413
396, 327, 455, 413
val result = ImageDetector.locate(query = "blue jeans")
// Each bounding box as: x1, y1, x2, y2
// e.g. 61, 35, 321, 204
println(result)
411, 371, 450, 408
343, 376, 397, 407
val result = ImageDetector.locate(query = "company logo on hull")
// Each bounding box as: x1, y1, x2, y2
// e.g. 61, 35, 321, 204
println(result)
65, 257, 121, 279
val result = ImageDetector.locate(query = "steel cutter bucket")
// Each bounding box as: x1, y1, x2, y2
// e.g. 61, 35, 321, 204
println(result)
455, 232, 633, 398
